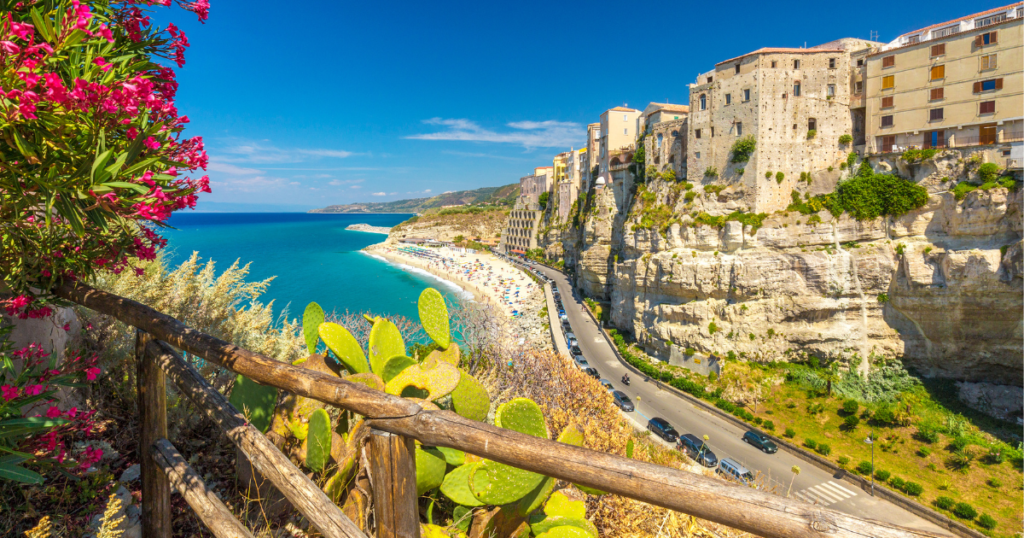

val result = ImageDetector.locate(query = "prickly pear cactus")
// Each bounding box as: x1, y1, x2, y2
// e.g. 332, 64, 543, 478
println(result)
368, 318, 405, 375
381, 355, 417, 382
534, 526, 594, 538
228, 374, 278, 433
450, 369, 490, 422
384, 358, 461, 401
431, 342, 461, 366
344, 372, 386, 392
416, 445, 447, 496
303, 302, 325, 355
470, 459, 547, 506
439, 461, 485, 507
305, 408, 332, 472
436, 446, 465, 466
418, 288, 451, 350
319, 322, 369, 374
495, 398, 548, 439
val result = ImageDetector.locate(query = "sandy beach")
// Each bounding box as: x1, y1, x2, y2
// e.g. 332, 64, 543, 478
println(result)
364, 243, 539, 318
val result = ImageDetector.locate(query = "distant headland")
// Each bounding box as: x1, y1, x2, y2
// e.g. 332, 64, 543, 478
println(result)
345, 223, 392, 234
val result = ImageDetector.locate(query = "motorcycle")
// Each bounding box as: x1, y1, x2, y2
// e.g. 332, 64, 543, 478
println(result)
621, 376, 630, 386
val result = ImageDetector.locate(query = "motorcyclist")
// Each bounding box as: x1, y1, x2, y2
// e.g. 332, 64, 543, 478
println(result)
621, 374, 630, 385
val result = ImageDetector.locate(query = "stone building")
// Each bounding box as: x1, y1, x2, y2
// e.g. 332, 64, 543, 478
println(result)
558, 148, 586, 221
499, 203, 542, 254
518, 167, 552, 205
583, 123, 601, 191
641, 103, 689, 179
864, 3, 1023, 159
687, 39, 879, 213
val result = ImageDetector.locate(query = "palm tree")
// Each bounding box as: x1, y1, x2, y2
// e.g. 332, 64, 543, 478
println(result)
787, 465, 801, 496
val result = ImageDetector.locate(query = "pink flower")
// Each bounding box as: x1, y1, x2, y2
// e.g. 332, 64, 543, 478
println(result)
63, 323, 70, 331
85, 367, 101, 381
93, 57, 112, 72
23, 384, 44, 396
10, 21, 34, 41
46, 406, 61, 418
66, 407, 78, 418
143, 136, 160, 150
126, 127, 138, 140
1, 385, 19, 401
0, 41, 21, 54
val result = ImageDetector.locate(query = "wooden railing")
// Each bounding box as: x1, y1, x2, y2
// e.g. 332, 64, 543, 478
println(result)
55, 282, 947, 538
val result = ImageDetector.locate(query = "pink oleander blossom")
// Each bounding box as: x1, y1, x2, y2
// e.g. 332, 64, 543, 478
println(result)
1, 385, 19, 401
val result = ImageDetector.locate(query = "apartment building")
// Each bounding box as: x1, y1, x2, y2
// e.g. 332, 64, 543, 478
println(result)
499, 205, 543, 254
640, 103, 689, 179
865, 4, 1023, 155
597, 107, 641, 188
558, 148, 586, 221
687, 39, 879, 212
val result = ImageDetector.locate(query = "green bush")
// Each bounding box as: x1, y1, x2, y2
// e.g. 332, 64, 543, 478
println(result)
708, 322, 719, 335
904, 482, 923, 496
762, 420, 775, 431
731, 135, 757, 164
914, 425, 939, 443
847, 152, 858, 170
842, 399, 859, 414
705, 167, 719, 177
839, 134, 853, 144
807, 129, 817, 139
901, 148, 937, 163
834, 173, 929, 221
917, 447, 931, 457
934, 497, 955, 510
873, 405, 896, 424
765, 171, 773, 179
684, 347, 697, 356
856, 461, 873, 475
714, 399, 736, 413
950, 436, 971, 451
538, 191, 549, 209
784, 428, 796, 438
753, 416, 763, 425
889, 476, 905, 489
952, 502, 977, 520
978, 162, 1001, 183
837, 456, 850, 467
876, 293, 889, 303
775, 172, 785, 184
952, 181, 977, 200
736, 167, 745, 175
684, 191, 697, 203
874, 470, 891, 481
842, 415, 860, 430
816, 443, 831, 456
977, 514, 997, 530
803, 439, 818, 450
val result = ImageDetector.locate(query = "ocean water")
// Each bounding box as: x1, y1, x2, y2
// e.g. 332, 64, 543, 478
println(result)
161, 212, 467, 323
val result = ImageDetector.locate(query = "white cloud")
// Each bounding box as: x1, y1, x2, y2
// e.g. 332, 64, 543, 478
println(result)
217, 139, 361, 164
329, 179, 365, 186
371, 192, 387, 196
299, 149, 356, 159
424, 189, 431, 193
351, 185, 362, 189
407, 118, 584, 148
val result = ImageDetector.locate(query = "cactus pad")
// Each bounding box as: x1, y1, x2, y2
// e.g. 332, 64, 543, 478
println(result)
514, 476, 555, 516
450, 370, 490, 422
305, 408, 332, 472
302, 302, 325, 355
228, 374, 278, 433
439, 462, 485, 507
406, 398, 441, 411
429, 342, 461, 366
368, 318, 405, 376
535, 526, 594, 538
319, 322, 369, 374
495, 398, 548, 439
385, 360, 460, 401
421, 524, 467, 538
470, 460, 546, 506
530, 518, 598, 538
626, 439, 634, 459
416, 446, 447, 496
556, 424, 583, 447
543, 491, 585, 519
436, 446, 465, 466
344, 372, 386, 392
381, 355, 417, 382
418, 288, 451, 350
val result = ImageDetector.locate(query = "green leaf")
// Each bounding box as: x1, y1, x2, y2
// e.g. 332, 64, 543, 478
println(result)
305, 409, 332, 473
0, 417, 67, 433
415, 446, 447, 495
0, 463, 42, 484
302, 302, 325, 355
318, 323, 369, 374
368, 319, 405, 376
11, 129, 37, 158
100, 181, 149, 194
228, 375, 278, 433
450, 370, 490, 422
380, 355, 416, 383
439, 462, 485, 507
91, 149, 113, 182
29, 8, 52, 42
418, 288, 451, 350
494, 398, 548, 439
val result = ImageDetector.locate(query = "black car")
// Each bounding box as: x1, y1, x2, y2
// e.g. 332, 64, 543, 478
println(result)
612, 391, 634, 412
678, 434, 718, 467
584, 367, 600, 379
647, 417, 678, 443
743, 430, 778, 454
570, 344, 582, 356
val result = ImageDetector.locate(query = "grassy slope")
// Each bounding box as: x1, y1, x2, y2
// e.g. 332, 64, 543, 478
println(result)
310, 184, 520, 213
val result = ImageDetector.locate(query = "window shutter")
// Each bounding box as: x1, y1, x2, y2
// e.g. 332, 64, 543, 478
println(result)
991, 55, 997, 68
995, 78, 1003, 90
991, 31, 997, 43
973, 81, 982, 93
975, 35, 983, 47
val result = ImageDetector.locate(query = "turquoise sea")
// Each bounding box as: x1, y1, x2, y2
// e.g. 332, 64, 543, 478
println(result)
161, 212, 467, 323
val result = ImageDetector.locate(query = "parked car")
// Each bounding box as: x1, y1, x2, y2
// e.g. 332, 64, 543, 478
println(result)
574, 358, 590, 369
718, 458, 754, 485
564, 332, 576, 345
647, 418, 678, 443
569, 344, 582, 356
678, 434, 718, 467
612, 391, 634, 412
584, 367, 600, 379
742, 431, 778, 454
600, 379, 614, 391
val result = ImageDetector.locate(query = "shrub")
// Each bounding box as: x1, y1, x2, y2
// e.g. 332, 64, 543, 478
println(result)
840, 162, 848, 170
856, 461, 872, 475
952, 503, 977, 520
842, 415, 860, 430
753, 417, 763, 425
807, 129, 817, 139
837, 456, 850, 467
978, 162, 1001, 183
538, 191, 550, 209
708, 321, 719, 335
842, 399, 859, 414
952, 181, 978, 200
917, 447, 931, 457
762, 420, 775, 431
834, 172, 929, 221
784, 428, 796, 438
765, 171, 773, 179
950, 436, 971, 451
736, 167, 745, 175
904, 482, 923, 496
816, 443, 831, 456
876, 293, 889, 303
684, 191, 697, 203
731, 135, 757, 163
977, 514, 997, 530
847, 152, 858, 169
839, 134, 853, 144
705, 166, 719, 177
914, 425, 939, 443
803, 439, 818, 450
874, 470, 891, 481
987, 477, 1002, 488
894, 244, 905, 255
888, 476, 904, 489
715, 399, 736, 413
775, 172, 785, 184
934, 497, 955, 510
901, 148, 937, 163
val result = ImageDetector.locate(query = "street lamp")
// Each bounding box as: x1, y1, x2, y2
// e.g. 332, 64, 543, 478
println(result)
864, 434, 875, 496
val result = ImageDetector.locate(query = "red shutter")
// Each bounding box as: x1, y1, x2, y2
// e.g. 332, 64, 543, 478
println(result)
991, 31, 998, 44
975, 35, 984, 47
995, 78, 1004, 90
973, 81, 983, 93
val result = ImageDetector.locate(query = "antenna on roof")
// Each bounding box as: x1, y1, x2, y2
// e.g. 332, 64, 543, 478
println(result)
870, 30, 879, 41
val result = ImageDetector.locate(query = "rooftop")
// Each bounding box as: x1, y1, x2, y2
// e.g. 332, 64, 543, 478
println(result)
716, 47, 843, 66
647, 102, 690, 114
607, 106, 639, 112
896, 2, 1022, 39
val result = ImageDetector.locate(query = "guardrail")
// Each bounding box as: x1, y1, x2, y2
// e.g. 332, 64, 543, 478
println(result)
55, 281, 946, 538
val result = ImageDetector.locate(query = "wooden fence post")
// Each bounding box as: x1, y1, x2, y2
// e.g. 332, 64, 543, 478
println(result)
137, 330, 171, 538
368, 430, 419, 538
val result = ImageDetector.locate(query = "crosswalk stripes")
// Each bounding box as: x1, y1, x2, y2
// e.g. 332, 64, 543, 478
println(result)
794, 481, 858, 506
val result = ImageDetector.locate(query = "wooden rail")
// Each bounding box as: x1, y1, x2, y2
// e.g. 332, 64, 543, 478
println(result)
57, 281, 946, 538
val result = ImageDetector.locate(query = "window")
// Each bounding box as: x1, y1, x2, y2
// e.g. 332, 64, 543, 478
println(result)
882, 96, 893, 108
829, 58, 836, 68
707, 76, 714, 83
855, 81, 863, 93
976, 31, 998, 46
699, 94, 706, 110
695, 129, 701, 139
879, 135, 896, 153
857, 58, 864, 67
976, 13, 1006, 28
735, 64, 740, 74
793, 81, 801, 96
657, 133, 663, 148
932, 24, 959, 39
881, 115, 893, 127
736, 122, 743, 136
711, 127, 714, 137
981, 54, 997, 70
725, 93, 732, 105
808, 118, 816, 131
793, 59, 800, 69
827, 84, 836, 97
623, 128, 627, 135
771, 60, 777, 68
929, 108, 943, 121
882, 55, 895, 68
975, 78, 1003, 92
743, 89, 750, 101
623, 114, 627, 121
882, 75, 895, 89
695, 152, 701, 159
930, 88, 944, 100
930, 65, 944, 80
931, 43, 945, 57
980, 101, 996, 114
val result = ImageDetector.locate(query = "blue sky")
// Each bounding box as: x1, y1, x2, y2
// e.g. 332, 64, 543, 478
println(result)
167, 0, 999, 211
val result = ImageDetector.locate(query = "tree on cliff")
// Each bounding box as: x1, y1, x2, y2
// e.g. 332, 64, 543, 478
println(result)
538, 191, 549, 209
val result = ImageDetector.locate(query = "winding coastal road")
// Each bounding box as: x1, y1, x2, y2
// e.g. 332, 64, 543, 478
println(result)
526, 261, 948, 535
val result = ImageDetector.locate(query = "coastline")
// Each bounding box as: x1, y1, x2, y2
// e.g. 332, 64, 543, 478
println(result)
346, 223, 392, 235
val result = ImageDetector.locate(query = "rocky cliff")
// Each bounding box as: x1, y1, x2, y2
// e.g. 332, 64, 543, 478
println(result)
544, 149, 1022, 398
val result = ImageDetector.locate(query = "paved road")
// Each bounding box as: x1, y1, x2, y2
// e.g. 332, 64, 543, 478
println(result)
525, 261, 948, 535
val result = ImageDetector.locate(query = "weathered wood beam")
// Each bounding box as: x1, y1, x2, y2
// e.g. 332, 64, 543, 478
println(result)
146, 339, 365, 538
150, 438, 257, 538
368, 430, 420, 538
136, 330, 170, 538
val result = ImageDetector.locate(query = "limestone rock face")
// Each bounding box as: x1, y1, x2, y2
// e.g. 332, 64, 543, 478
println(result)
556, 151, 1022, 395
